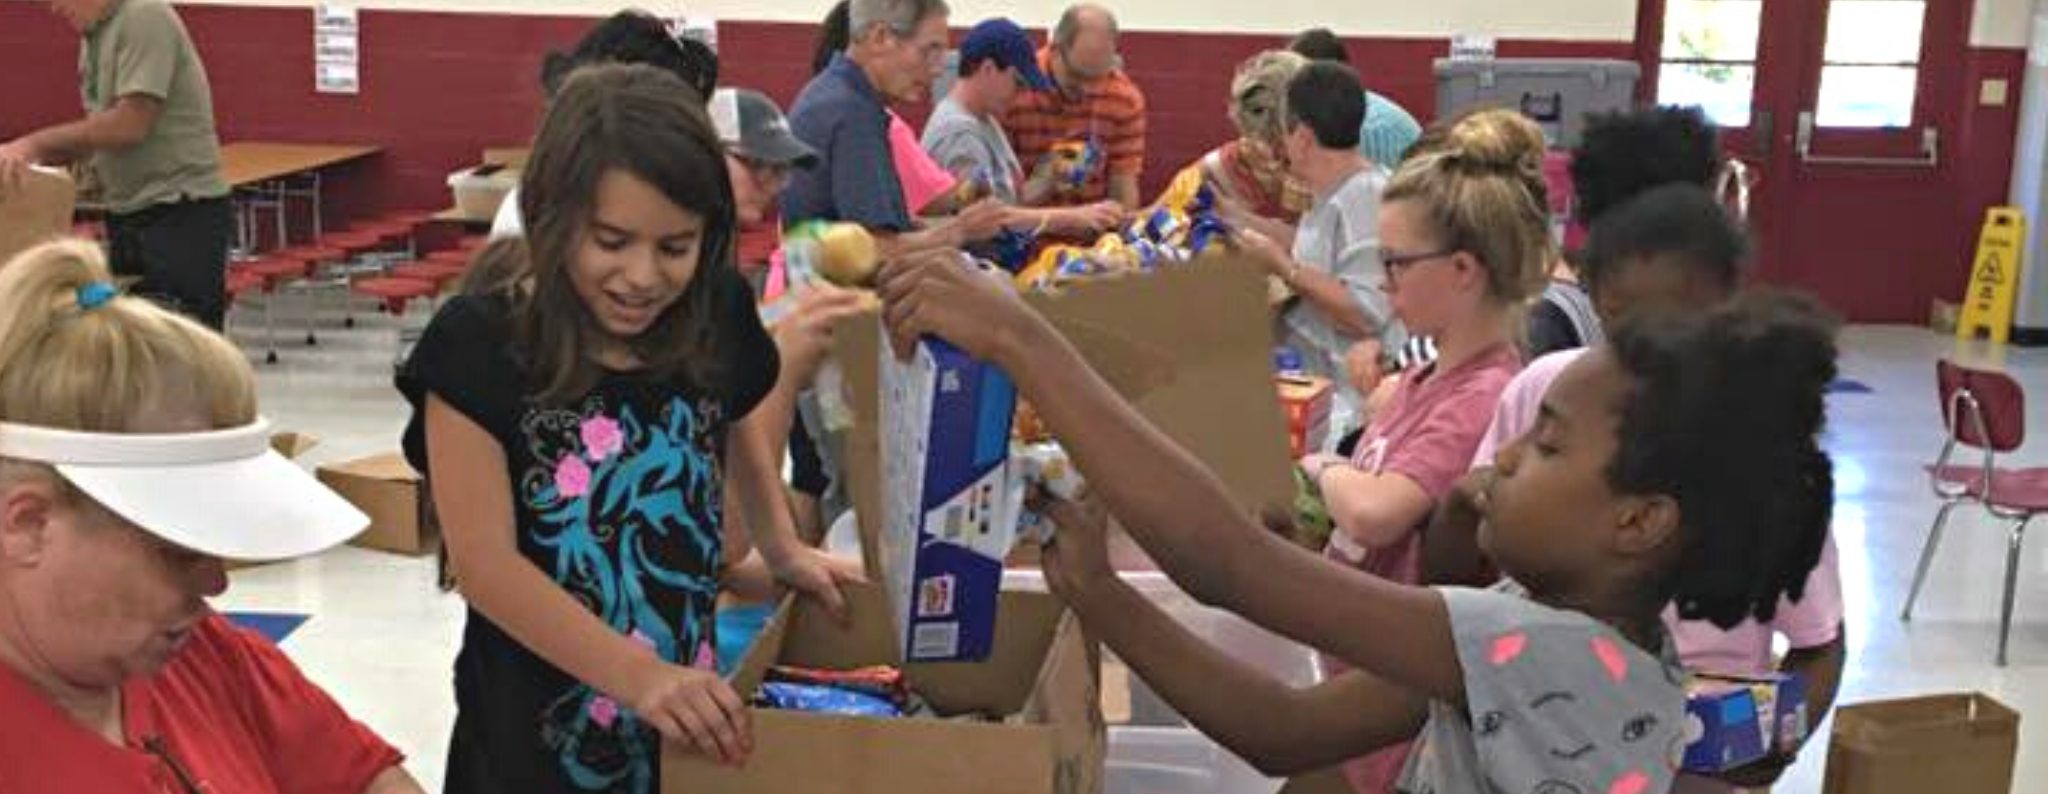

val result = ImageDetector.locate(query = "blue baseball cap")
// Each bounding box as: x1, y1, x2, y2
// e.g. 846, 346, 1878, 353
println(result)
959, 18, 1052, 91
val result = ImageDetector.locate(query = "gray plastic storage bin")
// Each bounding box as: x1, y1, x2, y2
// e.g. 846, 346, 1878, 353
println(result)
1434, 59, 1641, 148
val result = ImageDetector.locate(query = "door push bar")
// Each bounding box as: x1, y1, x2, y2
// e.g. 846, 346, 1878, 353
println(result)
1796, 110, 1940, 168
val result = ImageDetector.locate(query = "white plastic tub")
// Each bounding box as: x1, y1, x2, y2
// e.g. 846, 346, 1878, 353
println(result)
1107, 726, 1285, 794
446, 165, 516, 219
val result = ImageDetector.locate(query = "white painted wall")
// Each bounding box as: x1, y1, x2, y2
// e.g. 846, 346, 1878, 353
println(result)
1975, 0, 2037, 48
16, 0, 2023, 48
69, 0, 1639, 40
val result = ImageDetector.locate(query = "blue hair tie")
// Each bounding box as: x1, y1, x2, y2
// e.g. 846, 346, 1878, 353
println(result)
76, 282, 118, 310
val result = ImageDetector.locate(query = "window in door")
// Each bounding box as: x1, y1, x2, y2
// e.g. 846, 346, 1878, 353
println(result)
1813, 0, 1926, 127
1655, 0, 1762, 126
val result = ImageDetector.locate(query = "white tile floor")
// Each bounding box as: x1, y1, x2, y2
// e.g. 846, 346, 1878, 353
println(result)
215, 294, 2048, 792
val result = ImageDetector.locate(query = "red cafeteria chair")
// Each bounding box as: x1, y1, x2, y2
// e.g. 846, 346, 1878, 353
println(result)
1901, 359, 2048, 665
349, 276, 439, 316
390, 259, 469, 291
229, 256, 314, 364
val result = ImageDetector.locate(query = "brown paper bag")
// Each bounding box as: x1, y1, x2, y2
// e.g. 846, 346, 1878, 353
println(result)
0, 167, 77, 267
1821, 692, 2019, 794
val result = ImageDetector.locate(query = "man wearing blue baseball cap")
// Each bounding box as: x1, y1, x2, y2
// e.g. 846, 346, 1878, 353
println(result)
922, 17, 1124, 236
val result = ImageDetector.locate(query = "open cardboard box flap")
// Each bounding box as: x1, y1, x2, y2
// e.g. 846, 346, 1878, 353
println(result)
837, 254, 1297, 580
665, 582, 1103, 794
0, 167, 77, 266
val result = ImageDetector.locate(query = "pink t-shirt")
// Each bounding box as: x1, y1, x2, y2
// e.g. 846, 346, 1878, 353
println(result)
889, 111, 957, 215
1321, 342, 1520, 794
1327, 342, 1523, 583
1469, 348, 1846, 676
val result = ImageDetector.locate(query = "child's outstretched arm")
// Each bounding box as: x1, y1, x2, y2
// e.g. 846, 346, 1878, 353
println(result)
1038, 496, 1429, 775
877, 249, 1462, 702
726, 407, 861, 618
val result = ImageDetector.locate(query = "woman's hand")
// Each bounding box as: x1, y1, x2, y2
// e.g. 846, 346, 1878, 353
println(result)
1233, 228, 1293, 278
875, 249, 1042, 366
1034, 492, 1117, 608
770, 285, 871, 387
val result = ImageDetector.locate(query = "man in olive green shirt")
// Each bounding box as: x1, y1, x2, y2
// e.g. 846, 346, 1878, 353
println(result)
1, 0, 232, 329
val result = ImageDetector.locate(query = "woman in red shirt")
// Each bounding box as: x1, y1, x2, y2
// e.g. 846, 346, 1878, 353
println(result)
0, 240, 418, 793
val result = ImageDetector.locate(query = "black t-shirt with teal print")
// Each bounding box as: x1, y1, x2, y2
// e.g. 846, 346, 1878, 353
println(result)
397, 275, 778, 794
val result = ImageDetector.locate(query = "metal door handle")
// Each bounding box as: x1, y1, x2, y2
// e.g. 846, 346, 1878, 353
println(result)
1796, 110, 1940, 168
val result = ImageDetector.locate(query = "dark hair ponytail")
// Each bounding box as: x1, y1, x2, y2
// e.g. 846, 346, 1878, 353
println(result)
1608, 290, 1838, 629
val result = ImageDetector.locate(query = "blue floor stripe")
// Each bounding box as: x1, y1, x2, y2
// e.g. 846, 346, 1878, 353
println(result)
224, 611, 310, 644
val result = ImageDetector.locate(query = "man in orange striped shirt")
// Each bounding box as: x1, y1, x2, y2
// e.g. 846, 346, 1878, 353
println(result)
1002, 4, 1148, 210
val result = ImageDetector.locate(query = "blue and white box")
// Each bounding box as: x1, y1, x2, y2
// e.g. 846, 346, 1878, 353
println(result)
880, 334, 1020, 663
1681, 672, 1809, 773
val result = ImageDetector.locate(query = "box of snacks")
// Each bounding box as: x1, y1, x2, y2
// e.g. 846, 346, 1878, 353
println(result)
663, 582, 1104, 794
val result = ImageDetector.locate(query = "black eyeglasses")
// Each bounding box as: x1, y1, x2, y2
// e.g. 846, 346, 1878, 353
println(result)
1381, 249, 1458, 279
142, 735, 206, 794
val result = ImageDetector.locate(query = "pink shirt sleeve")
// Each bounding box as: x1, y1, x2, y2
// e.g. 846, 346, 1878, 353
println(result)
889, 112, 958, 215
1471, 349, 1582, 470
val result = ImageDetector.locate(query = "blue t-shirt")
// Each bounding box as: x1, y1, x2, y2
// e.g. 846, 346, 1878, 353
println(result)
782, 55, 912, 231
1360, 91, 1424, 168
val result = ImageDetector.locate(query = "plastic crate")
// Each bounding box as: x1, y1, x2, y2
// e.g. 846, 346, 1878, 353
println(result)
1434, 58, 1641, 148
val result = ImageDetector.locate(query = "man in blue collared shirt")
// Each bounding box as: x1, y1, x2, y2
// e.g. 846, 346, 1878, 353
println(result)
784, 0, 1003, 256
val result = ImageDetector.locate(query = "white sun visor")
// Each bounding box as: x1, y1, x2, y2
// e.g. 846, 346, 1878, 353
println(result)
0, 419, 368, 561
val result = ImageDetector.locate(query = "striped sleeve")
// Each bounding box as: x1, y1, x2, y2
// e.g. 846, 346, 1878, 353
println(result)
1105, 77, 1147, 177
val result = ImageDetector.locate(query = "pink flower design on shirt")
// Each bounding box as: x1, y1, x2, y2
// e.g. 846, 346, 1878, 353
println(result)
1590, 635, 1630, 683
555, 455, 592, 499
588, 695, 619, 729
581, 416, 624, 462
1608, 770, 1651, 794
1489, 632, 1529, 666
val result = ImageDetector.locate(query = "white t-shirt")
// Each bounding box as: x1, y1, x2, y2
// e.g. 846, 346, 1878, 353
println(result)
1283, 165, 1399, 431
920, 96, 1021, 203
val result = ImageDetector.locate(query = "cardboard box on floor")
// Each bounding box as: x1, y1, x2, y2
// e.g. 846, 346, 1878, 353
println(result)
1821, 692, 2019, 794
837, 254, 1299, 582
315, 452, 439, 556
664, 582, 1105, 794
0, 166, 77, 266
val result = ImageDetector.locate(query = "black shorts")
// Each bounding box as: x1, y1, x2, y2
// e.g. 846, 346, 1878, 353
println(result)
106, 196, 233, 331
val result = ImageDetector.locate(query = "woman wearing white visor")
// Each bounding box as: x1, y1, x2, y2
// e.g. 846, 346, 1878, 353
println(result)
0, 240, 421, 792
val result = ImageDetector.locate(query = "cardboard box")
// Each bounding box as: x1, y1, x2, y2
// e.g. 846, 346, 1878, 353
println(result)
315, 453, 438, 556
839, 255, 1297, 582
0, 166, 77, 267
1821, 692, 2019, 794
663, 582, 1105, 794
268, 431, 320, 459
1681, 673, 1808, 773
879, 336, 1022, 662
1277, 375, 1333, 459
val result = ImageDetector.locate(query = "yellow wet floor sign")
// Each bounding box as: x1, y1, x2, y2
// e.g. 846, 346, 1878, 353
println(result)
1958, 208, 2026, 343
